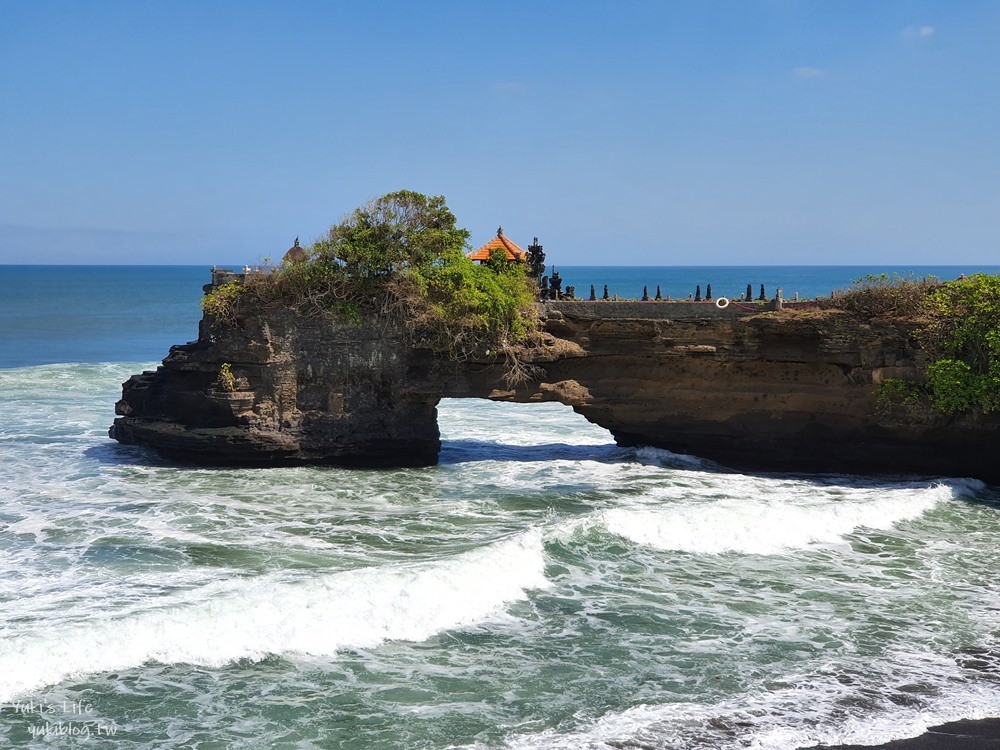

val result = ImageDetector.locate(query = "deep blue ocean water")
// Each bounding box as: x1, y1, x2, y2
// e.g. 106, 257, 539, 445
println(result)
0, 266, 203, 369
2, 265, 1000, 749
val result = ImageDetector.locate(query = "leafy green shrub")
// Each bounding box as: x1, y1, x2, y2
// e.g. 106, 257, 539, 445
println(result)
400, 251, 537, 352
874, 377, 923, 415
924, 274, 1000, 370
201, 281, 246, 327
216, 362, 237, 392
924, 359, 978, 414
919, 274, 1000, 414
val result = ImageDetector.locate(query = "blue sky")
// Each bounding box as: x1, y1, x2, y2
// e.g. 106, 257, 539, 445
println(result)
1, 1, 997, 265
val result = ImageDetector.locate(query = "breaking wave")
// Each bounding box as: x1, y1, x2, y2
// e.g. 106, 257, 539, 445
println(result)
596, 480, 978, 555
0, 532, 548, 701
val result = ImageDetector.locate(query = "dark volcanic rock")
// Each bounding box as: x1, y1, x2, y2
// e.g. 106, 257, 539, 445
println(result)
110, 288, 1000, 479
112, 311, 442, 466
809, 718, 1000, 749
532, 304, 1000, 481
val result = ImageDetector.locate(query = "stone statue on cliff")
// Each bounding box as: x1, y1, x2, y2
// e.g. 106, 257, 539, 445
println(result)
526, 237, 545, 280
549, 268, 563, 300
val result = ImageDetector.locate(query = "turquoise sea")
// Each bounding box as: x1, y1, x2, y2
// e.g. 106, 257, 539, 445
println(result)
2, 265, 1000, 749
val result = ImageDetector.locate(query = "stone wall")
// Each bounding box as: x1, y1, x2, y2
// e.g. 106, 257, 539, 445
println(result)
545, 299, 777, 320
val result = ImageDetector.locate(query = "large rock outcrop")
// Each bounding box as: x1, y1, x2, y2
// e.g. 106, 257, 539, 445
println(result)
110, 288, 1000, 482
525, 303, 999, 480
111, 311, 442, 466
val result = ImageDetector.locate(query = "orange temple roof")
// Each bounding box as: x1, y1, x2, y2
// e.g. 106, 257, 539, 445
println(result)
467, 227, 526, 262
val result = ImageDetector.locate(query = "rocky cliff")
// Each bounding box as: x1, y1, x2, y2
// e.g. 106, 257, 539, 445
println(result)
111, 290, 1000, 482
112, 311, 443, 467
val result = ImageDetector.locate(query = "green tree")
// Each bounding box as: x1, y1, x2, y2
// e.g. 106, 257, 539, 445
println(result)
312, 190, 470, 277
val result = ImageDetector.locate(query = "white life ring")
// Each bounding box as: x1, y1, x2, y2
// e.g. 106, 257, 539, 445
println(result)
715, 297, 730, 309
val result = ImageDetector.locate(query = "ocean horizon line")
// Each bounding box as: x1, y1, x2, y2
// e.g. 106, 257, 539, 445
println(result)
2, 262, 999, 269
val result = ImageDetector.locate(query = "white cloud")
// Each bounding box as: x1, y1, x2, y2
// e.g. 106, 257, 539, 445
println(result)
793, 66, 827, 78
901, 25, 935, 39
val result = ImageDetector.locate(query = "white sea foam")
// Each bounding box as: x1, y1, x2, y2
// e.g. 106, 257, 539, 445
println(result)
489, 649, 1000, 750
2, 512, 53, 541
597, 481, 966, 555
633, 444, 711, 468
438, 398, 613, 447
0, 532, 549, 701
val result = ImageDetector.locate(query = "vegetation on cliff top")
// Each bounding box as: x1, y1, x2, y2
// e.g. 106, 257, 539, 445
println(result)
202, 191, 539, 382
825, 272, 938, 319
921, 273, 1000, 414
833, 273, 1000, 416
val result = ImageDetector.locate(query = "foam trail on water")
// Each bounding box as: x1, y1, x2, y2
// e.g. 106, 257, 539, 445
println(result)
599, 481, 966, 555
0, 532, 548, 701
494, 694, 1000, 750
485, 648, 1000, 750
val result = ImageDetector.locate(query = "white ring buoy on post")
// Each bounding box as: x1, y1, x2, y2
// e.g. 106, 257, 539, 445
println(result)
715, 297, 730, 309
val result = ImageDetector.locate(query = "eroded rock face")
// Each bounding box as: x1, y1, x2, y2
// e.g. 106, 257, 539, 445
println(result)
527, 305, 1000, 481
111, 312, 442, 466
110, 297, 1000, 481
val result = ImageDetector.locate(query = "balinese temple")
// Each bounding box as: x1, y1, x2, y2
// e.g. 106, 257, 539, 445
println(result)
467, 227, 526, 263
282, 237, 308, 264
